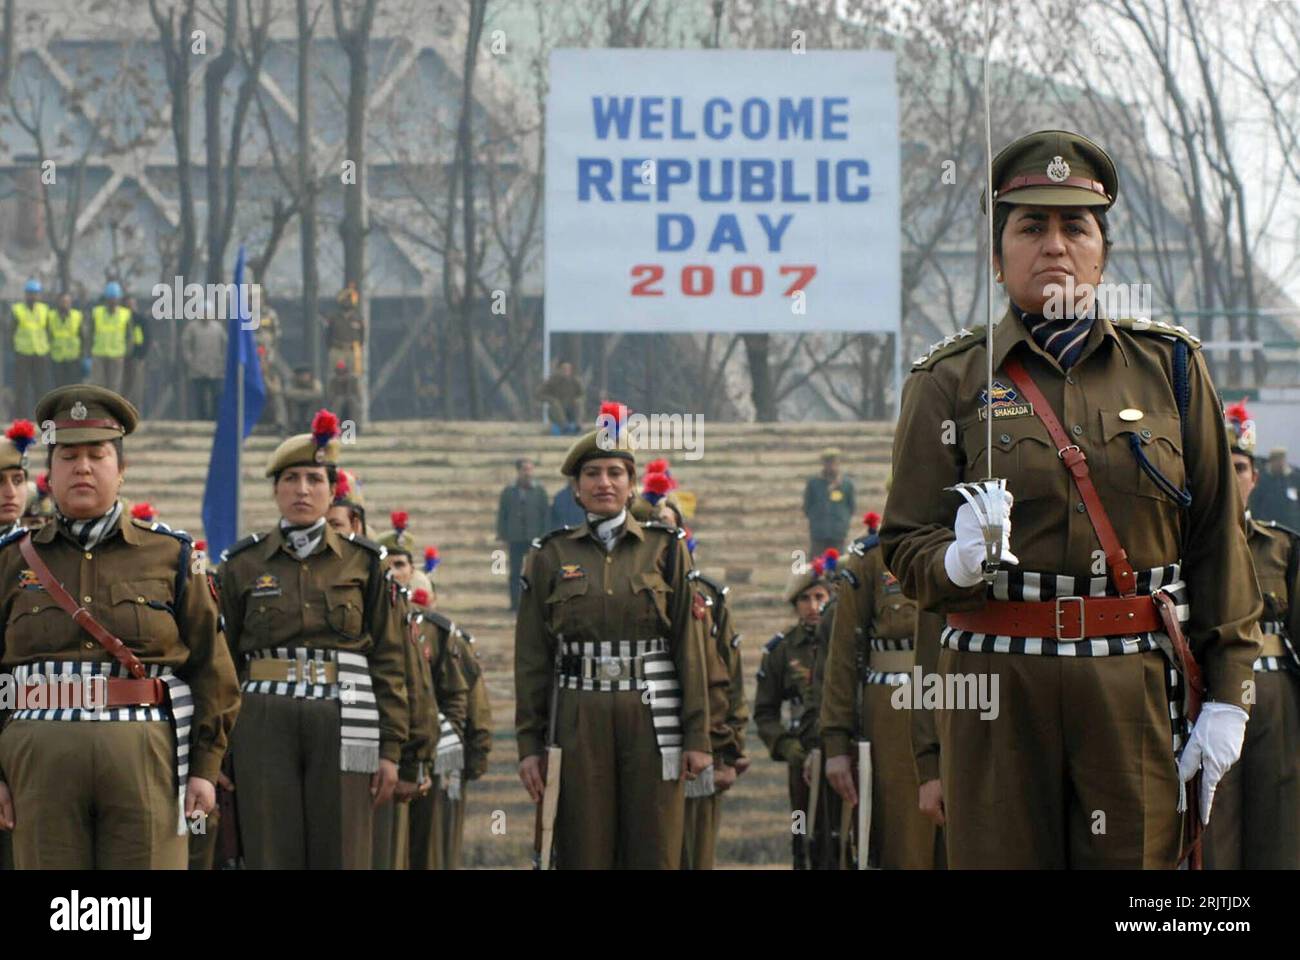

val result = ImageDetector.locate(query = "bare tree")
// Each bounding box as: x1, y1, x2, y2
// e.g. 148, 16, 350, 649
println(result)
149, 0, 199, 283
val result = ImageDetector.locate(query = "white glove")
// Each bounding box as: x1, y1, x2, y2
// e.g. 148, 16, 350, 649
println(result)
943, 489, 1019, 588
1177, 701, 1248, 823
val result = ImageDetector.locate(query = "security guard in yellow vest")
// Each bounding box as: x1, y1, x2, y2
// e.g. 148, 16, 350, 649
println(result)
91, 282, 131, 395
10, 279, 50, 415
48, 293, 84, 389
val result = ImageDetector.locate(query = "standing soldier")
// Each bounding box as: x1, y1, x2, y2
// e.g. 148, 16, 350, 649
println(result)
1203, 404, 1300, 868
48, 293, 84, 389
218, 410, 408, 869
0, 386, 240, 868
515, 402, 712, 869
90, 282, 132, 394
497, 457, 549, 611
754, 551, 836, 869
10, 279, 50, 414
0, 419, 34, 871
882, 130, 1261, 868
803, 448, 855, 556
820, 510, 940, 868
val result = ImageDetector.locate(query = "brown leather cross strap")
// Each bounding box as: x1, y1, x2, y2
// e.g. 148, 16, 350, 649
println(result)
17, 531, 148, 680
1000, 356, 1139, 597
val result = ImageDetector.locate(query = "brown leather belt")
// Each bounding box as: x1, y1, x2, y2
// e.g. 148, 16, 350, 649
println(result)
948, 595, 1162, 641
105, 677, 166, 707
247, 658, 338, 684
1260, 634, 1287, 658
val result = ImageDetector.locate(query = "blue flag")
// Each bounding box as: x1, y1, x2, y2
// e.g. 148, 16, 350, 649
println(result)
201, 245, 266, 558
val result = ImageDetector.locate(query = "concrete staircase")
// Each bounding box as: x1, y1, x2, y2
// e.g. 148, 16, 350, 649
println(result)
119, 419, 896, 867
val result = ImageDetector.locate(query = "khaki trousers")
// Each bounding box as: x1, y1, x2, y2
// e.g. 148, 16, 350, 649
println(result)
863, 682, 940, 868
0, 719, 186, 869
430, 779, 467, 869
231, 692, 373, 869
681, 793, 720, 869
408, 790, 436, 869
937, 647, 1182, 868
554, 688, 685, 869
1203, 670, 1300, 868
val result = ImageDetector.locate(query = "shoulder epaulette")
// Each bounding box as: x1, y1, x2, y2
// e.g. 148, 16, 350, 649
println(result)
911, 325, 986, 370
1110, 316, 1202, 349
425, 609, 455, 633
687, 568, 729, 598
219, 532, 262, 563
0, 526, 28, 550
1263, 519, 1300, 540
530, 527, 573, 550
133, 518, 193, 545
848, 532, 880, 557
642, 520, 686, 540
764, 632, 784, 652
345, 535, 384, 556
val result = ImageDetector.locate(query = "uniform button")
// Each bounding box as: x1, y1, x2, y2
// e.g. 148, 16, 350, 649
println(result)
1072, 424, 1083, 436
605, 556, 612, 564
606, 589, 613, 595
1075, 503, 1086, 513
136, 596, 145, 603
31, 605, 39, 613
1140, 429, 1152, 440
84, 552, 92, 560
303, 603, 310, 609
1066, 375, 1075, 385
999, 433, 1011, 444
84, 641, 94, 650
83, 595, 92, 603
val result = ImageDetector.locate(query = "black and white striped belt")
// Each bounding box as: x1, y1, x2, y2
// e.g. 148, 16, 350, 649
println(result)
558, 638, 667, 684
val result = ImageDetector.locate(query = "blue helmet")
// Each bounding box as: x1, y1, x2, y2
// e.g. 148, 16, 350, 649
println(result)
24, 278, 41, 294
104, 281, 123, 299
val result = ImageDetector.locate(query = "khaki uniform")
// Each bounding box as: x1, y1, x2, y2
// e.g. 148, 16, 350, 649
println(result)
515, 518, 710, 869
681, 570, 747, 870
909, 610, 947, 868
819, 534, 939, 868
1203, 517, 1300, 868
882, 310, 1263, 867
220, 524, 408, 869
0, 516, 240, 868
429, 628, 491, 869
755, 619, 835, 868
408, 610, 470, 870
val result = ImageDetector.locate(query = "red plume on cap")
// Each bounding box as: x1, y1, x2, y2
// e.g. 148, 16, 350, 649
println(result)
597, 401, 630, 438
1225, 401, 1250, 424
864, 511, 881, 531
36, 472, 50, 495
5, 419, 36, 455
644, 472, 673, 496
333, 469, 352, 501
411, 588, 431, 607
812, 556, 826, 576
194, 539, 207, 552
424, 546, 440, 573
130, 502, 156, 522
646, 458, 670, 474
311, 409, 340, 449
390, 510, 409, 533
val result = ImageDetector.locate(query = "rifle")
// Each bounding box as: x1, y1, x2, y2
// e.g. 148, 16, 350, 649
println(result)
532, 646, 563, 871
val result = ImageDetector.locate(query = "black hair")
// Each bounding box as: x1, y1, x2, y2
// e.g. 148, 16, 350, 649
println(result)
992, 205, 1112, 265
46, 437, 125, 471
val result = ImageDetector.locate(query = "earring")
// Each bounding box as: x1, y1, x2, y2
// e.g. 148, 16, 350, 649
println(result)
994, 271, 1004, 283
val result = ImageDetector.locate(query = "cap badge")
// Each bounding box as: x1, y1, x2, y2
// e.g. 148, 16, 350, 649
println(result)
1046, 155, 1071, 183
314, 446, 327, 463
70, 401, 87, 420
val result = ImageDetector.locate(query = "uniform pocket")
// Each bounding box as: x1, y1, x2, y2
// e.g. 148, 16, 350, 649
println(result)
5, 601, 68, 656
961, 414, 1062, 502
108, 578, 174, 640
326, 583, 366, 639
631, 570, 673, 633
242, 595, 287, 647
544, 576, 590, 635
1099, 410, 1185, 501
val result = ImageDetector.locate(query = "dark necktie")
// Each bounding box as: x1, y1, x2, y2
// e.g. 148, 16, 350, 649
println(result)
1016, 304, 1094, 371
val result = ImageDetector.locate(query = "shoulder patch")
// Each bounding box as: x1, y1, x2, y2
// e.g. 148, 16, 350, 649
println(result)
425, 609, 455, 633
687, 568, 729, 598
764, 632, 784, 652
1110, 316, 1202, 349
642, 520, 686, 540
134, 518, 193, 545
346, 533, 387, 559
0, 526, 29, 551
531, 527, 573, 551
840, 569, 860, 588
219, 532, 262, 563
847, 532, 880, 557
911, 325, 986, 371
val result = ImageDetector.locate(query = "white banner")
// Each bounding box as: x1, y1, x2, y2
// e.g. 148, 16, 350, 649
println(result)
544, 49, 900, 334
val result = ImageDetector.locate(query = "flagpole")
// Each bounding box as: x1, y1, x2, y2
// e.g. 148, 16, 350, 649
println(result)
235, 273, 245, 540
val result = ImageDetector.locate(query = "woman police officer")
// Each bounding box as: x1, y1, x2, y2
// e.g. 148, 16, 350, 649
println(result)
0, 385, 240, 868
881, 130, 1261, 868
515, 403, 712, 868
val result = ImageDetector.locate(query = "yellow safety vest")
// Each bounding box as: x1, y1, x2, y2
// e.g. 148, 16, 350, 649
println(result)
92, 305, 131, 358
11, 302, 50, 356
48, 309, 84, 361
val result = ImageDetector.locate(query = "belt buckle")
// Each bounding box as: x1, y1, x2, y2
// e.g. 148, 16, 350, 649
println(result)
303, 660, 319, 685
1054, 595, 1085, 642
599, 656, 625, 681
282, 658, 297, 684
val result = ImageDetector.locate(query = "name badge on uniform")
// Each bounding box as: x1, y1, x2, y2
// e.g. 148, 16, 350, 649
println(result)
829, 489, 844, 502
559, 563, 586, 581
881, 571, 902, 595
977, 379, 1034, 421
251, 573, 282, 597
17, 569, 42, 591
